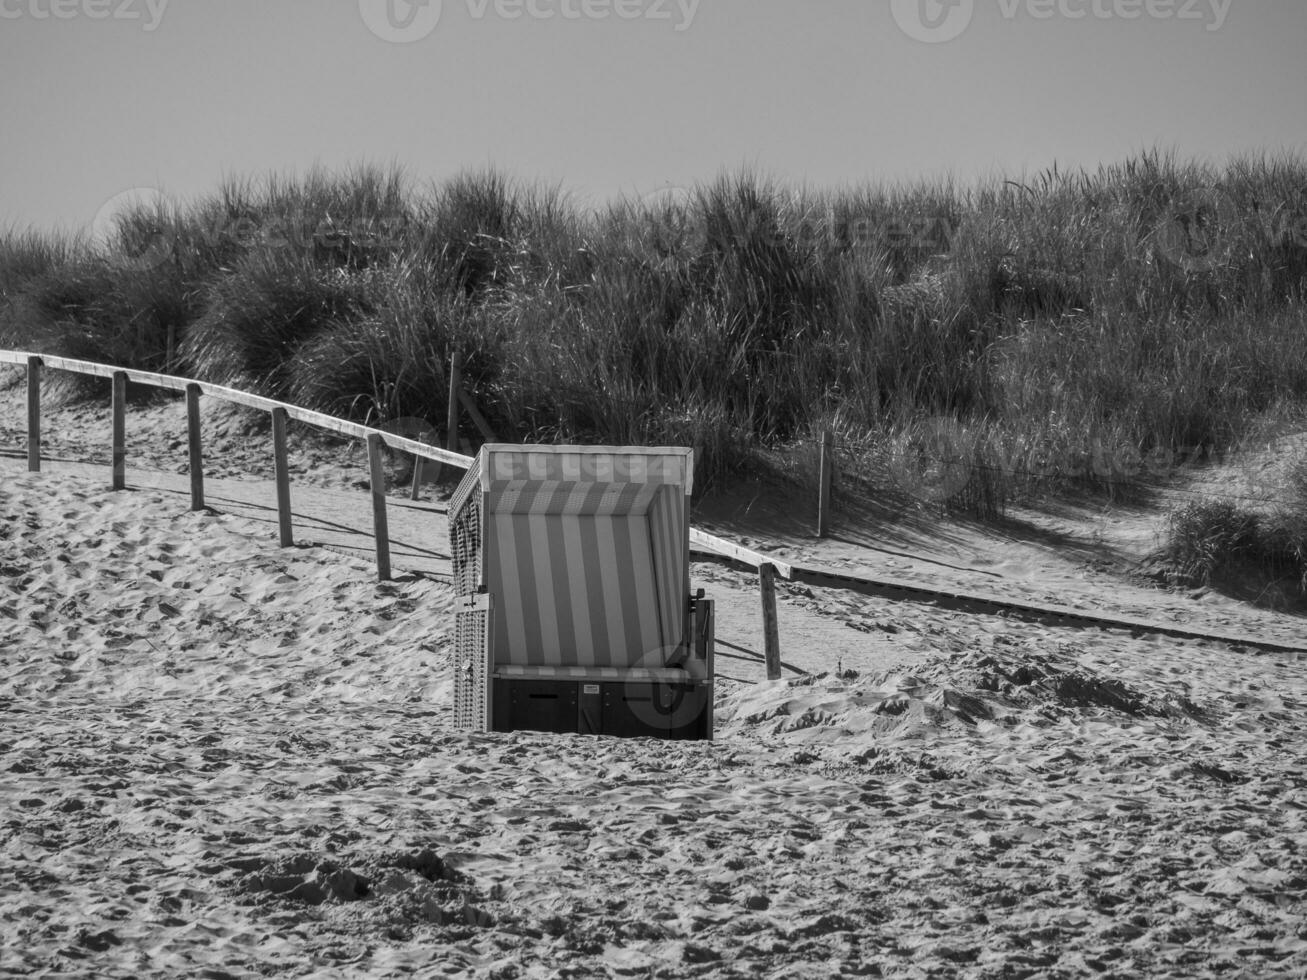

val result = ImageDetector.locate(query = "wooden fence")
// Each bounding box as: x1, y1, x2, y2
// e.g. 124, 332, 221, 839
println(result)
1, 349, 800, 679
3, 350, 474, 587
7, 348, 1302, 665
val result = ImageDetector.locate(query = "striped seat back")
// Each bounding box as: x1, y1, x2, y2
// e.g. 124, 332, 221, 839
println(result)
466, 447, 692, 672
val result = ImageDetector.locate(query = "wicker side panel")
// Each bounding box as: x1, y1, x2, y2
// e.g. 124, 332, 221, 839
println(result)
450, 459, 482, 523
453, 594, 493, 731
449, 494, 482, 598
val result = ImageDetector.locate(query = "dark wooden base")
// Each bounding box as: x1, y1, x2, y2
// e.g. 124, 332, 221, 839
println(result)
491, 678, 712, 740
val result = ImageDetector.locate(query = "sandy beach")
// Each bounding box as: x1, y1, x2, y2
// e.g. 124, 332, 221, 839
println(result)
3, 380, 1307, 978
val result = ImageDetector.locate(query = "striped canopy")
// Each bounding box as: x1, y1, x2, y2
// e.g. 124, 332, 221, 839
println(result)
455, 446, 694, 673
478, 445, 694, 495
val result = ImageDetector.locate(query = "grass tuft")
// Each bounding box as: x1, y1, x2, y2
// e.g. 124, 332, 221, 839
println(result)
1157, 452, 1307, 602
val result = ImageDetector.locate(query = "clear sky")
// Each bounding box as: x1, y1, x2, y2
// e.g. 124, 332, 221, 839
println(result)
2, 0, 1304, 233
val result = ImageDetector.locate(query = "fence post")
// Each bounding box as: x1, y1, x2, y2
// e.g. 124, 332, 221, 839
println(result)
817, 429, 833, 538
111, 371, 127, 490
186, 383, 204, 510
411, 351, 464, 496
26, 356, 41, 472
458, 387, 498, 442
409, 432, 429, 501
367, 433, 393, 582
446, 351, 463, 457
405, 436, 426, 501
759, 562, 782, 681
271, 407, 293, 547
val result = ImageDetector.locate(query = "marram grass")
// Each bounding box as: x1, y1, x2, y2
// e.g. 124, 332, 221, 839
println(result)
3, 153, 1307, 511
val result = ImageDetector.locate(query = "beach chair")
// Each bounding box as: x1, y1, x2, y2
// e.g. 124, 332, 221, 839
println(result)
449, 445, 714, 740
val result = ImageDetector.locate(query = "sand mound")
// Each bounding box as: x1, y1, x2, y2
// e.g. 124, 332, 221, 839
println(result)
716, 645, 1208, 747
235, 846, 498, 936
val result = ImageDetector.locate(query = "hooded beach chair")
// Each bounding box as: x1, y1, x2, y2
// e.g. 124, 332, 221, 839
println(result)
449, 445, 714, 740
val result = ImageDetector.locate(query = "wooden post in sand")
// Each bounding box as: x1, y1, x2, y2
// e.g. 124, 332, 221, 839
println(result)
26, 356, 41, 472
111, 370, 127, 490
367, 433, 392, 582
271, 407, 293, 547
446, 352, 463, 457
759, 562, 782, 681
186, 384, 204, 511
409, 350, 464, 498
817, 430, 833, 538
409, 432, 431, 500
458, 388, 498, 442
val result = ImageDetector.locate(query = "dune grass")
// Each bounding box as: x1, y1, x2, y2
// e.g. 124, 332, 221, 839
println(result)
1157, 460, 1307, 603
3, 152, 1307, 508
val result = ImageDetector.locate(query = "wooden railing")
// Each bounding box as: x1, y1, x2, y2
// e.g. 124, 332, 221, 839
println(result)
3, 349, 476, 583
1, 349, 794, 675
7, 348, 1302, 669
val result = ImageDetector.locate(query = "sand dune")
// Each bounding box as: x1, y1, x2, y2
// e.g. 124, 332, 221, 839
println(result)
3, 466, 1307, 977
